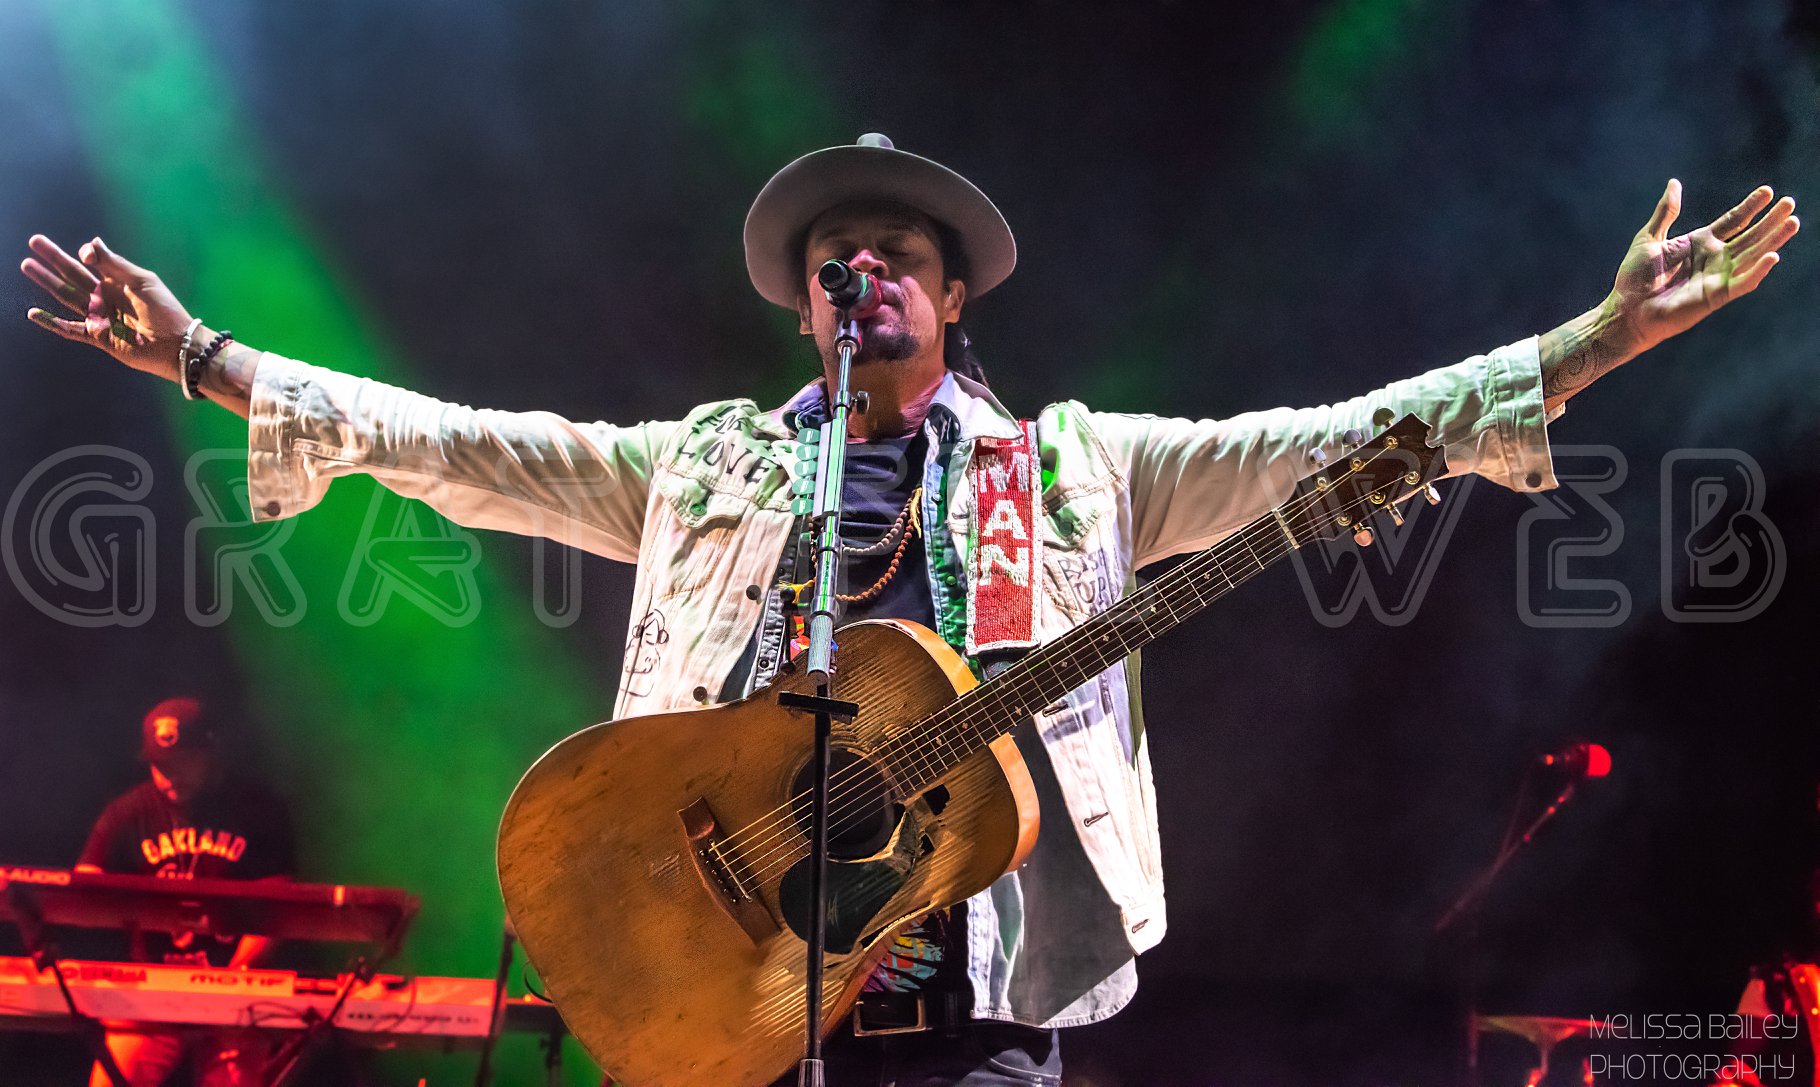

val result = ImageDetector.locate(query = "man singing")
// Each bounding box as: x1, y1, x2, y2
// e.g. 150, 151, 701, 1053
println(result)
22, 135, 1796, 1086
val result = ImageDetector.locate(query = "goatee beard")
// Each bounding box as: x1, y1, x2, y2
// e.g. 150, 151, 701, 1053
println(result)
853, 327, 919, 363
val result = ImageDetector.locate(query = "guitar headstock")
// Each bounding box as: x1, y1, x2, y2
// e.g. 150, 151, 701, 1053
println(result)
1285, 414, 1449, 545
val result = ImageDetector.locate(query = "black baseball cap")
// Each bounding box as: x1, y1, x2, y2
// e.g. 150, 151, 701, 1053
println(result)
139, 697, 218, 763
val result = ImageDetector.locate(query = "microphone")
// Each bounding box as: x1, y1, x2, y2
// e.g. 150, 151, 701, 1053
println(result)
818, 259, 882, 319
1539, 741, 1611, 779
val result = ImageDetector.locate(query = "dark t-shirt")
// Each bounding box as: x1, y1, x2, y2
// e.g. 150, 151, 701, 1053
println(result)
750, 423, 962, 991
77, 779, 296, 966
833, 432, 965, 993
835, 432, 936, 630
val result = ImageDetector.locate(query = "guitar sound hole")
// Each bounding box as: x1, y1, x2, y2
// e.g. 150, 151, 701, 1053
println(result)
790, 746, 903, 860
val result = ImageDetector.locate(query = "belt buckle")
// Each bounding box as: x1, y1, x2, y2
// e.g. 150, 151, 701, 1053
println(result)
850, 994, 928, 1037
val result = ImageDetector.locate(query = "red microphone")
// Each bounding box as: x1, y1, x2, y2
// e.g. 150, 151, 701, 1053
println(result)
1540, 741, 1611, 779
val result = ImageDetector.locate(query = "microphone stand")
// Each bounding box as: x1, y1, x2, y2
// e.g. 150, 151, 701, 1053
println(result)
776, 301, 866, 1087
1434, 775, 1583, 1087
4, 886, 129, 1087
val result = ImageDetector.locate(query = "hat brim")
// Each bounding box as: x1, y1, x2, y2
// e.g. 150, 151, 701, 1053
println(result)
744, 143, 1015, 310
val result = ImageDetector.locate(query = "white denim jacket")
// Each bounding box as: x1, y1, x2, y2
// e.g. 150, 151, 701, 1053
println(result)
245, 337, 1557, 1028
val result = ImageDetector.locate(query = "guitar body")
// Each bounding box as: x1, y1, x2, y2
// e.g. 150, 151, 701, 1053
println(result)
497, 619, 1040, 1087
496, 414, 1449, 1087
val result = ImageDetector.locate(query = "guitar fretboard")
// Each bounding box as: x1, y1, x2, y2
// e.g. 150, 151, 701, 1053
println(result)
876, 505, 1309, 795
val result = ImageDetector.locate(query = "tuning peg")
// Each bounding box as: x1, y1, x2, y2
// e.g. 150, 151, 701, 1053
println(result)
1352, 524, 1375, 547
1372, 407, 1396, 429
1342, 428, 1365, 448
1388, 504, 1405, 527
1308, 447, 1328, 467
1424, 484, 1441, 506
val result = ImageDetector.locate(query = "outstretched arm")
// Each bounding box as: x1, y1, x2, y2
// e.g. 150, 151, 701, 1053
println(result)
22, 234, 258, 416
1092, 181, 1798, 565
1539, 181, 1797, 411
20, 233, 674, 560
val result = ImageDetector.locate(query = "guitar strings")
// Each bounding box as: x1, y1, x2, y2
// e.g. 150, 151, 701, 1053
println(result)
720, 456, 1395, 888
882, 441, 1425, 784
711, 446, 1410, 885
713, 447, 1401, 883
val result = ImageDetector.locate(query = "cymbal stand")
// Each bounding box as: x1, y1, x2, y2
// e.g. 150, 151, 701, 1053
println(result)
1435, 769, 1583, 1087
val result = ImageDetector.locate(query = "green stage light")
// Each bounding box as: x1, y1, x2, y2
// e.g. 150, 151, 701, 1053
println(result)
45, 3, 606, 1082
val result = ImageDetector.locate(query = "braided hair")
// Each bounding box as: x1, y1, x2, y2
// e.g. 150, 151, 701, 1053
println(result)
943, 324, 987, 386
932, 221, 988, 386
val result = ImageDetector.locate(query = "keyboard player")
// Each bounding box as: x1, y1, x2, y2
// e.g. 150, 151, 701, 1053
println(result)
74, 696, 295, 1087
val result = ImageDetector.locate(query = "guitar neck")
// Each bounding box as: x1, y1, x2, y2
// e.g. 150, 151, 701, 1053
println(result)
883, 504, 1306, 795
874, 412, 1445, 797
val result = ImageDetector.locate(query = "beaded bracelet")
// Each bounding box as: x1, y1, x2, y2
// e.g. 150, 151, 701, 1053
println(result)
186, 330, 235, 401
177, 318, 203, 401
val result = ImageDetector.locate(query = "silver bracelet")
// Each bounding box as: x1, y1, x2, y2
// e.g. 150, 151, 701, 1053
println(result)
177, 318, 203, 401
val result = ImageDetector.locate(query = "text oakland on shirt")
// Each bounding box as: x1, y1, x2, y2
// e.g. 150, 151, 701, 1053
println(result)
138, 824, 250, 872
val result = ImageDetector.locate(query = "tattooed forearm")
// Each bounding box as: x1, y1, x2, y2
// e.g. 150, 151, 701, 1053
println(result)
1542, 327, 1618, 401
1539, 300, 1637, 412
194, 327, 259, 420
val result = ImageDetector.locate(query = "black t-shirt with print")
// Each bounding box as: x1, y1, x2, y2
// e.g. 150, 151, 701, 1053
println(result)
753, 424, 964, 992
77, 780, 296, 966
836, 432, 936, 630
835, 432, 968, 993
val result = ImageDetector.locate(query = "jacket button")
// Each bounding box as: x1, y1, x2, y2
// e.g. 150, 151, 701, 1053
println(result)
745, 584, 762, 600
689, 501, 707, 516
692, 685, 709, 703
1525, 470, 1542, 488
263, 501, 281, 517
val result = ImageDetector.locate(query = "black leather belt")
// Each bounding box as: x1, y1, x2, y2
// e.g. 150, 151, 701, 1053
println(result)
849, 990, 969, 1037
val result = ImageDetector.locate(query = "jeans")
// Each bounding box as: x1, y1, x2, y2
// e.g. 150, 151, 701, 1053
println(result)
766, 1020, 1062, 1087
89, 1026, 271, 1087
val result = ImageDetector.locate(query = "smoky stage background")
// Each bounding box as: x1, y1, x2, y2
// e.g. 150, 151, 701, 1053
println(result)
0, 1, 1815, 1083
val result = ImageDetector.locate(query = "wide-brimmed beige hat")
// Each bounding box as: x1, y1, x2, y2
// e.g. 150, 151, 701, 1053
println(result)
743, 132, 1017, 309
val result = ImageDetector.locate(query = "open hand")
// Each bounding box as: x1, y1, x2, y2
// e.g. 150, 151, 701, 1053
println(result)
21, 235, 194, 382
1612, 181, 1797, 353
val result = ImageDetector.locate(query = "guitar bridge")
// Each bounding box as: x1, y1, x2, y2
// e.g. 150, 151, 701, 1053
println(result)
679, 797, 778, 945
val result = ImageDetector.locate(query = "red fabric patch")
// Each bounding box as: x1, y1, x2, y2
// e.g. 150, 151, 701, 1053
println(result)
967, 421, 1042, 655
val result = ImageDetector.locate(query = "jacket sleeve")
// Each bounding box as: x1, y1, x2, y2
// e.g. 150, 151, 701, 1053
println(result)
246, 353, 678, 563
1088, 336, 1559, 567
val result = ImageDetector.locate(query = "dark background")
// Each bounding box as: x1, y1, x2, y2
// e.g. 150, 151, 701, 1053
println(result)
1, 1, 1815, 1084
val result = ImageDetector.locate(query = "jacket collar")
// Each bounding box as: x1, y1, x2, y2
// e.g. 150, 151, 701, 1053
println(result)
764, 370, 1021, 443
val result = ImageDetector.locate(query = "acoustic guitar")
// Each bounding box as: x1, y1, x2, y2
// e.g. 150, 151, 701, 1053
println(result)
496, 415, 1446, 1086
